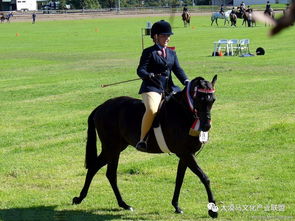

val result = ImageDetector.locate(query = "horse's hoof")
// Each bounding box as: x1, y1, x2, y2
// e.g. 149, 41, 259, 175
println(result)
123, 206, 134, 211
128, 206, 134, 212
174, 208, 184, 214
208, 210, 218, 218
119, 202, 133, 211
72, 197, 81, 205
208, 202, 218, 218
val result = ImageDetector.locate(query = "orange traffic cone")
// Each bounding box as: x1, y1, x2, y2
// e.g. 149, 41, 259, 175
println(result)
219, 51, 223, 56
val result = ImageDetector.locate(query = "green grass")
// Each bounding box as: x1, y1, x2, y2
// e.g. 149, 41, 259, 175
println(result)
0, 14, 294, 221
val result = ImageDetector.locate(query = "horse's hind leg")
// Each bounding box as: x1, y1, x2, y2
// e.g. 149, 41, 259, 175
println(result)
72, 153, 107, 205
106, 151, 133, 211
171, 159, 187, 214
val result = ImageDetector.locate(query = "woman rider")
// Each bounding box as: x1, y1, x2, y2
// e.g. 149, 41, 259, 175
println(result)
136, 20, 190, 151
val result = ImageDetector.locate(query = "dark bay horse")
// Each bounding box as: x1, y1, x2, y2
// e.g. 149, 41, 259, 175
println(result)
72, 76, 218, 218
182, 11, 190, 27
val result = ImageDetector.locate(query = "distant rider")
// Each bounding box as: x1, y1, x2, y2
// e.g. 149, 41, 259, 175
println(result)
240, 1, 246, 10
220, 4, 225, 16
265, 1, 272, 13
183, 5, 188, 13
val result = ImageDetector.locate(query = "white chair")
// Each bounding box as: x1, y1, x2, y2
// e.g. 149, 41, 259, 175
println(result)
239, 39, 250, 55
228, 39, 240, 56
213, 39, 230, 56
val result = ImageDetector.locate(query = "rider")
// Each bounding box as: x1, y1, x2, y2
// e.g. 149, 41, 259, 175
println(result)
220, 4, 225, 16
265, 1, 271, 13
246, 5, 252, 13
136, 20, 189, 151
230, 7, 236, 15
183, 4, 188, 13
240, 1, 246, 10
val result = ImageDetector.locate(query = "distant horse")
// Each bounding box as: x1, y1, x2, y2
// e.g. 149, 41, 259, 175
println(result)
211, 10, 231, 26
0, 14, 5, 23
242, 11, 256, 27
182, 11, 190, 27
0, 13, 12, 23
72, 76, 219, 218
230, 13, 237, 26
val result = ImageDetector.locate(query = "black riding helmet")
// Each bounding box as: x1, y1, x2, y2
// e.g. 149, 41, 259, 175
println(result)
150, 20, 174, 39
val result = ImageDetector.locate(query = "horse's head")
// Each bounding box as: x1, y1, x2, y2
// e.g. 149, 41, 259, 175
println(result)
186, 75, 217, 132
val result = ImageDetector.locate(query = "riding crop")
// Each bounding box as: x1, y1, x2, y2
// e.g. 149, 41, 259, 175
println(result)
101, 78, 141, 88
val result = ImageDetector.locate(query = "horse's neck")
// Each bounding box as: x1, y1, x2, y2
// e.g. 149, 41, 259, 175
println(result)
164, 91, 193, 118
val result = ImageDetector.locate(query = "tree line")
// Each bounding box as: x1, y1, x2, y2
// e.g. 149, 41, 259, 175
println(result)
58, 0, 211, 10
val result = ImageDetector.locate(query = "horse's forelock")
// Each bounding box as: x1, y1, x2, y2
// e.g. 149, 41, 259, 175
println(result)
191, 77, 213, 90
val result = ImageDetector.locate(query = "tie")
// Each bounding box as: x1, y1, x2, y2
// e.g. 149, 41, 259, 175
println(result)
162, 48, 166, 58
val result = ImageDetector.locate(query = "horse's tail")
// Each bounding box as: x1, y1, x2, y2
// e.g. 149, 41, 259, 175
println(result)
85, 108, 98, 169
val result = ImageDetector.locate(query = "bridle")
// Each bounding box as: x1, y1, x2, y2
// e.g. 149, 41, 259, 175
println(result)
186, 81, 215, 115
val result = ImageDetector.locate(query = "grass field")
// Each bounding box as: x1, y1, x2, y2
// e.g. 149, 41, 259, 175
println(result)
0, 14, 295, 221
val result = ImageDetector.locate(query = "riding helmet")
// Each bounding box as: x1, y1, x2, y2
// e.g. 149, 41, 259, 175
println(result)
256, 47, 265, 55
151, 20, 173, 38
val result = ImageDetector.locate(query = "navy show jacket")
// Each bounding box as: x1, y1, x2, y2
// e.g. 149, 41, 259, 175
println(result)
137, 44, 188, 95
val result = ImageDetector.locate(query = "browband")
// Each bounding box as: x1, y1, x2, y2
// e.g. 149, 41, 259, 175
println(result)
197, 88, 215, 93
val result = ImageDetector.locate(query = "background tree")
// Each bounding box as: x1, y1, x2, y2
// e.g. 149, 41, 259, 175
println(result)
59, 0, 67, 9
81, 0, 101, 9
98, 0, 115, 8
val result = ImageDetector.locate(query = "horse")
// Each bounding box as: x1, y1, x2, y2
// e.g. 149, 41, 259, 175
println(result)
0, 14, 5, 23
182, 11, 190, 27
0, 13, 12, 23
211, 10, 231, 26
242, 10, 256, 27
230, 13, 237, 26
72, 75, 219, 218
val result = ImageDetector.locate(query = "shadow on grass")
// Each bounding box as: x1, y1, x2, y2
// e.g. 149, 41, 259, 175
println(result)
0, 206, 147, 221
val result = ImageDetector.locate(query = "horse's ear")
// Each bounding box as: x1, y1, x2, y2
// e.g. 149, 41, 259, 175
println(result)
211, 75, 217, 87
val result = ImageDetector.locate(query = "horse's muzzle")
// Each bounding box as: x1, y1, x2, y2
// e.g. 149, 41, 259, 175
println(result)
200, 122, 211, 132
199, 113, 211, 132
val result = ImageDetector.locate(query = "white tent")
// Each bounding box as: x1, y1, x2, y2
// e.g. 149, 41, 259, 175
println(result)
16, 0, 37, 11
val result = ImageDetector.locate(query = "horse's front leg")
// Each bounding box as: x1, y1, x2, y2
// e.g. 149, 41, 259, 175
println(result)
180, 153, 218, 219
171, 159, 187, 214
